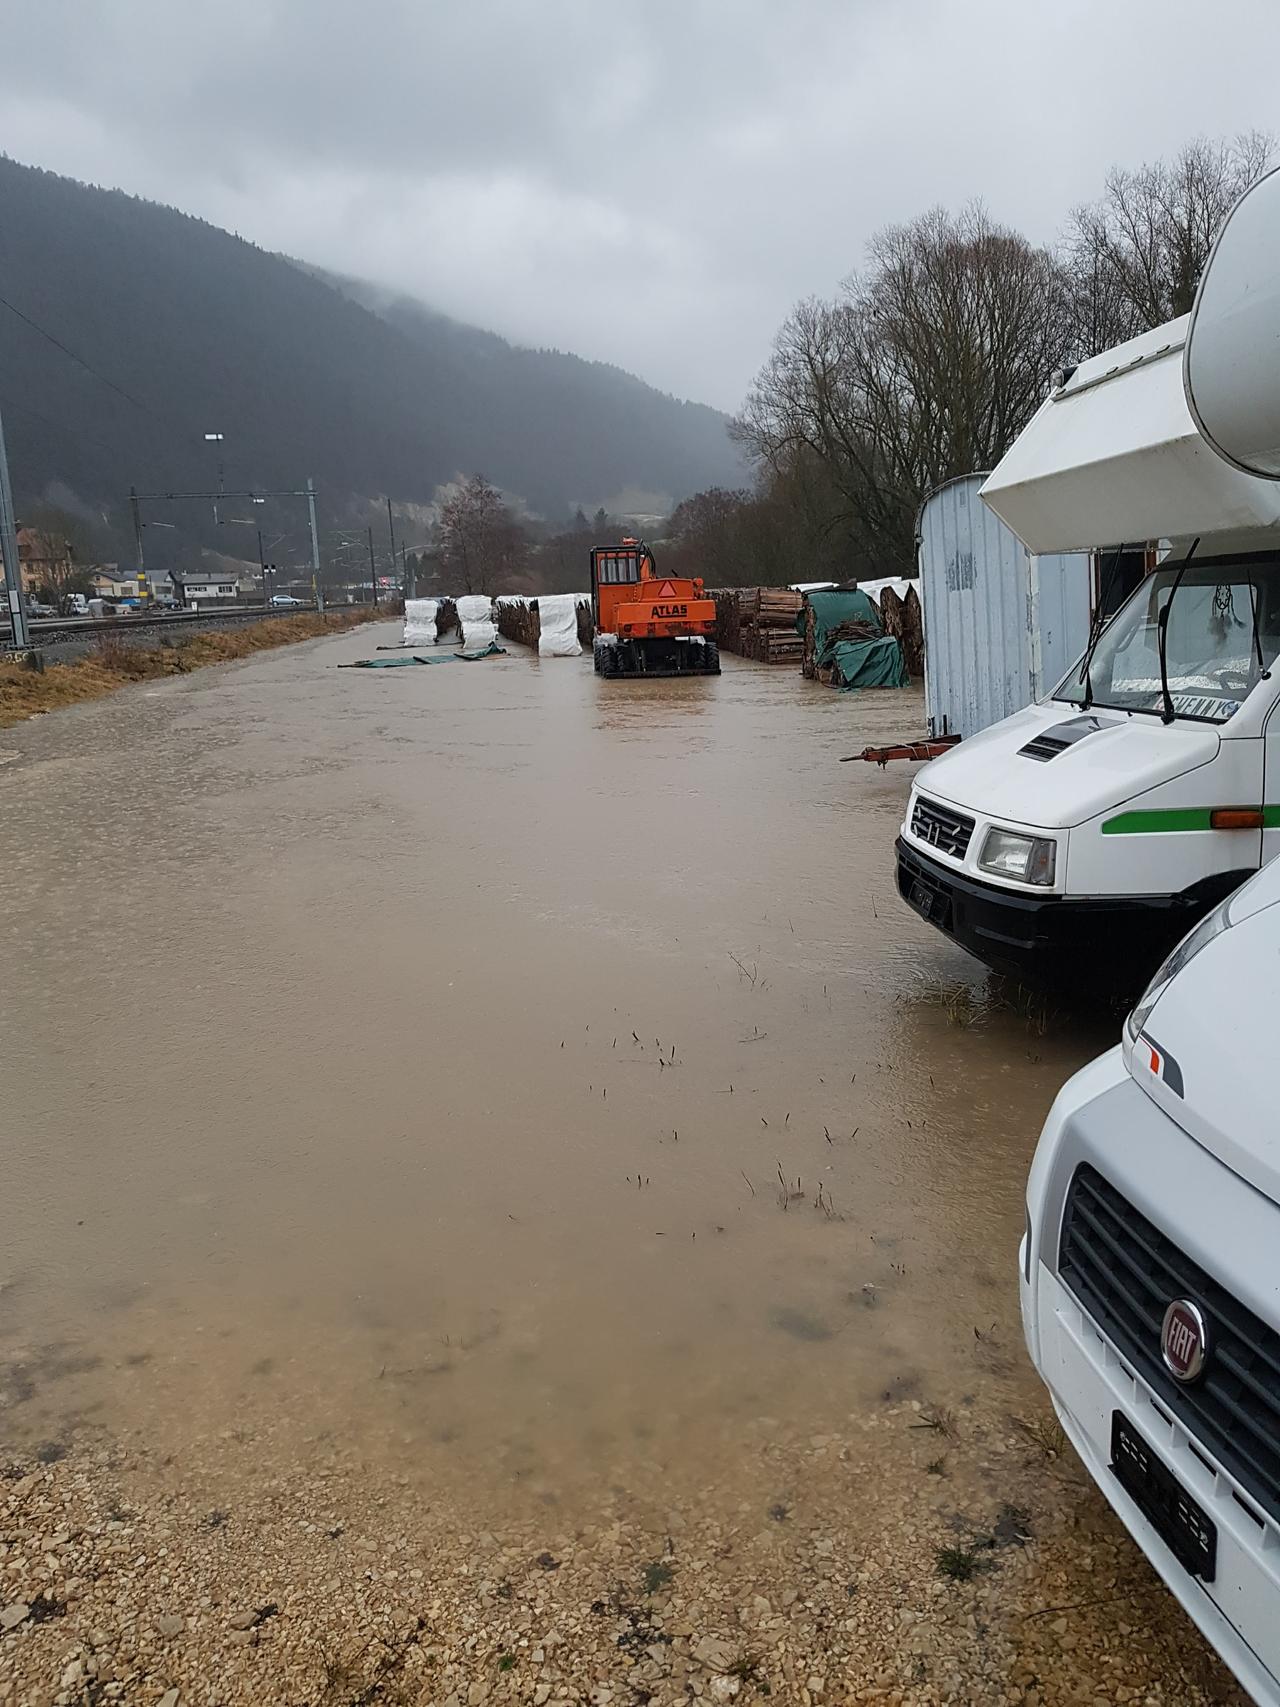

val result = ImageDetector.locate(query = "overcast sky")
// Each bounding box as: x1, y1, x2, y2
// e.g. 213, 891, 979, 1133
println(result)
6, 0, 1279, 411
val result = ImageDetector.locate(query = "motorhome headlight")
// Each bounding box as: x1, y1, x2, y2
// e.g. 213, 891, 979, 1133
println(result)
1124, 899, 1233, 1048
978, 829, 1056, 886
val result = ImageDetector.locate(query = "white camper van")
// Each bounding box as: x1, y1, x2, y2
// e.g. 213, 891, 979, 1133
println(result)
1023, 165, 1280, 1706
897, 307, 1280, 988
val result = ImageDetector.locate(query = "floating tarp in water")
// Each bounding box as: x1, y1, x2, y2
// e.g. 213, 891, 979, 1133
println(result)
799, 590, 909, 690
340, 642, 507, 668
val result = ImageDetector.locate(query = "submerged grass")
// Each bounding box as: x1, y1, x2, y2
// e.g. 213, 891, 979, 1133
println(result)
0, 610, 374, 729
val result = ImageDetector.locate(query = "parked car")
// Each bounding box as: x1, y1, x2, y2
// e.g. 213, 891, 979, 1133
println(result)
270, 593, 307, 608
25, 599, 56, 618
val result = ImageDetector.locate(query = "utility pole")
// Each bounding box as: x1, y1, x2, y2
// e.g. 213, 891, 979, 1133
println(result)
0, 402, 30, 650
258, 527, 268, 605
366, 525, 379, 606
386, 497, 399, 598
307, 477, 324, 614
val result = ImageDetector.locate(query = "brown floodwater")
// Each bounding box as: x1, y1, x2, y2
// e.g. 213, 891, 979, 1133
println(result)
0, 621, 1113, 1505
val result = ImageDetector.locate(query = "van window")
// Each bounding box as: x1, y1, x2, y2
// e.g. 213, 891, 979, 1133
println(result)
1056, 555, 1280, 722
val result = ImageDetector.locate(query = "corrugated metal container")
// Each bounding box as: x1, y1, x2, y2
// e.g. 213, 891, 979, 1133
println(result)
917, 473, 1092, 738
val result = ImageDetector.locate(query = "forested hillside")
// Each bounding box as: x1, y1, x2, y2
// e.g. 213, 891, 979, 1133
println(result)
0, 157, 741, 563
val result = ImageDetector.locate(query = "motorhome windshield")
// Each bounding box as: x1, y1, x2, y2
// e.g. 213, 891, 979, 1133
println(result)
1055, 555, 1280, 722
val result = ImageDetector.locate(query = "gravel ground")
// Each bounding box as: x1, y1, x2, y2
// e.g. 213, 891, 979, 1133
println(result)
0, 1398, 1248, 1707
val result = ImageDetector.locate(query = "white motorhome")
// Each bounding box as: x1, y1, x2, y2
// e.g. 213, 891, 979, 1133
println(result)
1024, 165, 1280, 1705
897, 304, 1280, 988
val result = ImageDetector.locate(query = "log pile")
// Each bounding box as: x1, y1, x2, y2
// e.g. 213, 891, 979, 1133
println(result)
711, 587, 802, 664
738, 587, 803, 664
576, 598, 593, 648
710, 589, 743, 652
496, 597, 538, 648
879, 584, 924, 678
436, 597, 458, 640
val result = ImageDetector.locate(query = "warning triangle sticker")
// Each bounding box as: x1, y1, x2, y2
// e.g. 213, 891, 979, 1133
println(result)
657, 580, 678, 597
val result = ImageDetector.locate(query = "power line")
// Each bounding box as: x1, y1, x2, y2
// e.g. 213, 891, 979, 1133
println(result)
0, 289, 171, 426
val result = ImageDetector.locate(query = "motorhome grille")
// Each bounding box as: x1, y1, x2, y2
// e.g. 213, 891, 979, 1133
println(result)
1020, 734, 1073, 761
910, 796, 974, 859
1059, 1164, 1280, 1526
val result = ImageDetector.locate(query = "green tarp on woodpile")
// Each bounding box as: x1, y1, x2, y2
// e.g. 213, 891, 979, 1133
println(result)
798, 590, 909, 690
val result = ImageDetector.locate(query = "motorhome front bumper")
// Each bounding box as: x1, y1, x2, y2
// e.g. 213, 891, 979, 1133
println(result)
894, 838, 1226, 988
1021, 1054, 1280, 1707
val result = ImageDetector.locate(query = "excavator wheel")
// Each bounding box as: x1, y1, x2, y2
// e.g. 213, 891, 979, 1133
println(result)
701, 641, 721, 675
593, 637, 621, 677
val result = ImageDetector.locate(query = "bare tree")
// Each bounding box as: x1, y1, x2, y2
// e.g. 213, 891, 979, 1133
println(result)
1065, 132, 1274, 351
736, 205, 1067, 574
437, 475, 527, 593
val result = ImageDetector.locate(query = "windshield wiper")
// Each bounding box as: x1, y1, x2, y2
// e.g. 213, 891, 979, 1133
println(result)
1157, 536, 1200, 724
1075, 542, 1127, 711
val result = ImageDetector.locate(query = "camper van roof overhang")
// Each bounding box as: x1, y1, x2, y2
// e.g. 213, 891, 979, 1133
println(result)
980, 316, 1280, 556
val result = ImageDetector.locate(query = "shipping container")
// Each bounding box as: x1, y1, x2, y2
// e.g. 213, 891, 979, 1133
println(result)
916, 472, 1092, 739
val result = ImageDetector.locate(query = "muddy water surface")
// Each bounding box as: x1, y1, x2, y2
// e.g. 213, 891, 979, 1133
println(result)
0, 621, 1110, 1507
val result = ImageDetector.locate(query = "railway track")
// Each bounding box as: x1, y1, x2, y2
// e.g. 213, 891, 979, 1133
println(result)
2, 603, 327, 648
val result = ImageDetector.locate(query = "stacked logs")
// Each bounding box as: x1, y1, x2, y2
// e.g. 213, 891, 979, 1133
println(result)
879, 584, 924, 678
739, 587, 803, 664
436, 597, 459, 640
496, 597, 538, 647
576, 598, 593, 648
710, 588, 802, 664
711, 589, 743, 652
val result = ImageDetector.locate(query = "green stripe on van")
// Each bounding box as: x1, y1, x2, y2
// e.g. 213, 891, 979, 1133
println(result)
1102, 806, 1280, 834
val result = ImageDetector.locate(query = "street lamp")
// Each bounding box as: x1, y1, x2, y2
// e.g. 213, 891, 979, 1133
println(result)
203, 432, 226, 523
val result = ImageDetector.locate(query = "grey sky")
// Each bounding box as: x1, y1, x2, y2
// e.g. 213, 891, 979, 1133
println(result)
6, 0, 1279, 410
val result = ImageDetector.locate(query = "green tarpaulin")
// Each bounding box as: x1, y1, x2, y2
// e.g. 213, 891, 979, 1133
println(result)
822, 634, 909, 690
797, 589, 909, 690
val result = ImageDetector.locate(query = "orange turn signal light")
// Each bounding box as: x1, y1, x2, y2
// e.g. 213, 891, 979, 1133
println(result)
1210, 807, 1265, 830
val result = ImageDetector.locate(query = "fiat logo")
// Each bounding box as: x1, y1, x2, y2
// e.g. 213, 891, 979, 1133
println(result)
1162, 1299, 1210, 1383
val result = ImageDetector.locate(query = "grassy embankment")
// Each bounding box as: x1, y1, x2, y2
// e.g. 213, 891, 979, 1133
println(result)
0, 610, 376, 730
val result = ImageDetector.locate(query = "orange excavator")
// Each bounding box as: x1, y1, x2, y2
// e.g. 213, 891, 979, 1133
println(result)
590, 538, 720, 677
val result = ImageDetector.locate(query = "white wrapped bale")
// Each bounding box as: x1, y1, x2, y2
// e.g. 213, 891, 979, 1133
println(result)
535, 593, 582, 657
403, 598, 439, 645
456, 594, 497, 650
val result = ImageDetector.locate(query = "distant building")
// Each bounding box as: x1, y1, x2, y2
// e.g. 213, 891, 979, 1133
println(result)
89, 567, 174, 602
16, 527, 73, 594
172, 569, 239, 607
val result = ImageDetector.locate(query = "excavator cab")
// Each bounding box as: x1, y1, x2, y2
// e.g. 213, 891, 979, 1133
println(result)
590, 538, 720, 678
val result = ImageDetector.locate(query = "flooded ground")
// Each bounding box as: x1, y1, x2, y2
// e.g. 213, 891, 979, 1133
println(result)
0, 622, 1244, 1704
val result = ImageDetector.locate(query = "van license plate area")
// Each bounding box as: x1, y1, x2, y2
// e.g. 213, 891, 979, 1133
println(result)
909, 879, 950, 929
1111, 1412, 1216, 1582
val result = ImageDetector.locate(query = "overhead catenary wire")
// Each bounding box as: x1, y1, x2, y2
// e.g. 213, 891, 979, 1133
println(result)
0, 289, 174, 429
